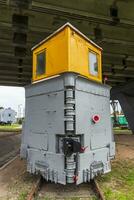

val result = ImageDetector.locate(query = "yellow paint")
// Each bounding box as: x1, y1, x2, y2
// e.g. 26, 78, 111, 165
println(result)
32, 24, 102, 83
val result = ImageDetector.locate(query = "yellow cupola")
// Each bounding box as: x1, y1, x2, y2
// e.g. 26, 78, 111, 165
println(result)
32, 23, 102, 83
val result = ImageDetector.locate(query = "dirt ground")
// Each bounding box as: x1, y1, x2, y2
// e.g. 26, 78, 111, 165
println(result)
0, 157, 37, 200
0, 157, 26, 199
115, 134, 134, 160
0, 133, 134, 200
0, 131, 20, 138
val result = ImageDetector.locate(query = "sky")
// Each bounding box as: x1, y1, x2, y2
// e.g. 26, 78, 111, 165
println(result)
0, 86, 25, 117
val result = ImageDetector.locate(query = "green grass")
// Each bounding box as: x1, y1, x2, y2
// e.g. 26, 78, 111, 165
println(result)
97, 160, 134, 200
17, 191, 28, 200
113, 127, 132, 135
0, 123, 21, 132
35, 198, 96, 200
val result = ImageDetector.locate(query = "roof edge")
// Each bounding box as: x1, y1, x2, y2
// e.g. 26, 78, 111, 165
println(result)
31, 22, 102, 51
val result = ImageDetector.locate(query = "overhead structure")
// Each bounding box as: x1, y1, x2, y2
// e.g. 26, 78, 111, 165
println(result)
0, 0, 134, 86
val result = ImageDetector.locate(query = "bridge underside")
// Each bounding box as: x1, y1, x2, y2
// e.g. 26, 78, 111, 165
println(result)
0, 0, 134, 87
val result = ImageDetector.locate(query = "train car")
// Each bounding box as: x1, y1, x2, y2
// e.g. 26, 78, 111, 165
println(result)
0, 107, 16, 125
111, 114, 128, 129
21, 23, 115, 185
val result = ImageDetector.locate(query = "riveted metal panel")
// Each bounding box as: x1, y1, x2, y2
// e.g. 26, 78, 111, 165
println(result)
21, 73, 115, 185
75, 77, 112, 150
26, 75, 64, 97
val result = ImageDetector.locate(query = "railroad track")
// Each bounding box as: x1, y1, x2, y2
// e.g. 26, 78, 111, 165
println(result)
0, 155, 19, 171
0, 132, 21, 167
0, 153, 105, 200
26, 177, 105, 200
0, 133, 105, 200
0, 149, 20, 168
91, 179, 105, 200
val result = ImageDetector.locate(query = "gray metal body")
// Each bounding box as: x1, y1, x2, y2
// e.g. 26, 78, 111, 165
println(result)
21, 73, 115, 185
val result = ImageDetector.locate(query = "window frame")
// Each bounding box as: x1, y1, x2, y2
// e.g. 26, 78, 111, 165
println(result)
88, 50, 99, 78
35, 49, 46, 77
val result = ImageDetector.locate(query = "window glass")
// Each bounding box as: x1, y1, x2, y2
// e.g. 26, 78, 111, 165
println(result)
89, 52, 98, 76
36, 51, 46, 76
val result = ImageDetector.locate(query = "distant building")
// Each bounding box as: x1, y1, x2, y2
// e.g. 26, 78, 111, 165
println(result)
0, 107, 17, 124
